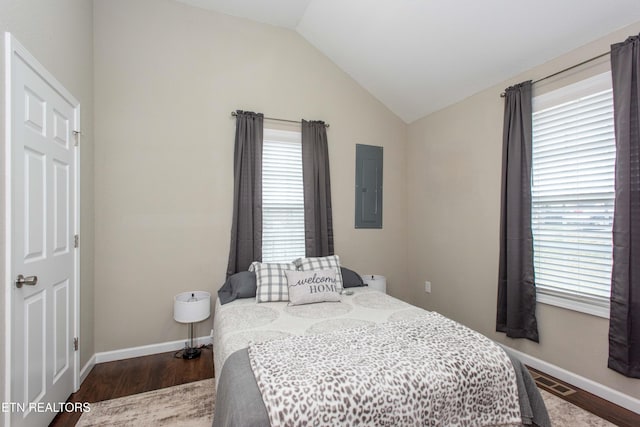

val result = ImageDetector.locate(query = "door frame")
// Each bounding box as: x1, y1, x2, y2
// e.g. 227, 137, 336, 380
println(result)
3, 32, 81, 425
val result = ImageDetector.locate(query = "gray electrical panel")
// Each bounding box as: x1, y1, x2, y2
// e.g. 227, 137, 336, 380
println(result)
355, 144, 383, 229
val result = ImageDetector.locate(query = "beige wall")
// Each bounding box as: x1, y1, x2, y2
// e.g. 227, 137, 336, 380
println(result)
406, 22, 640, 400
3, 0, 635, 412
93, 0, 407, 353
0, 0, 95, 421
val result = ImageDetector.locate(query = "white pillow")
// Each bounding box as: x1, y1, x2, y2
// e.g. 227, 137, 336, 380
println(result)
249, 261, 296, 303
293, 255, 343, 290
285, 269, 341, 306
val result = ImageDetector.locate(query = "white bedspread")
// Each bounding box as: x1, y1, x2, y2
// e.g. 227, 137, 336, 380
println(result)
248, 312, 522, 427
213, 287, 423, 384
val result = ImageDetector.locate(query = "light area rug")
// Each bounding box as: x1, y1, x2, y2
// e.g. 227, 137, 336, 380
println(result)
540, 389, 616, 427
76, 378, 616, 427
76, 379, 215, 427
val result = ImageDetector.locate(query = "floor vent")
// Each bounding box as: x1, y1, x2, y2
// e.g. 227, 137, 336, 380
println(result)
530, 372, 576, 397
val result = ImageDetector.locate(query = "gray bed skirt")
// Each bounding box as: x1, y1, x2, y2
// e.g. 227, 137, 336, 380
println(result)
212, 347, 551, 427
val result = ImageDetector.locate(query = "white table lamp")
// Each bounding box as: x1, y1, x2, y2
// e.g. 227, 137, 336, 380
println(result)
362, 275, 387, 294
174, 291, 211, 359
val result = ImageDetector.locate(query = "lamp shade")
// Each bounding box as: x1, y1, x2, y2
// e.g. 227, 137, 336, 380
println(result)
174, 291, 211, 323
362, 275, 387, 294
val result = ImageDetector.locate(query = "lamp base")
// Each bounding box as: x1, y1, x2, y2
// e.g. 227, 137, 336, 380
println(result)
182, 347, 201, 360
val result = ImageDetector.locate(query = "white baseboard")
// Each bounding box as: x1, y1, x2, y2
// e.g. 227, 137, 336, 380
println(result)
502, 344, 640, 414
79, 354, 96, 385
94, 335, 212, 364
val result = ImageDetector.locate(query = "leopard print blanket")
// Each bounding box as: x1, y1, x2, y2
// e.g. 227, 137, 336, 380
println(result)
248, 312, 522, 427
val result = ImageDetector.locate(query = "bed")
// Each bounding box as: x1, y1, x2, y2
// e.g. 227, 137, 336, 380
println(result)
212, 283, 551, 427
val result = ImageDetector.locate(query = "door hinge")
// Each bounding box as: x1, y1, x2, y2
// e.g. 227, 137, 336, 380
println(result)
73, 130, 81, 147
74, 234, 79, 248
73, 337, 79, 351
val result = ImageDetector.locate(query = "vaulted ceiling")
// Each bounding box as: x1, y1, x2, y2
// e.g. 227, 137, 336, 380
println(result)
176, 0, 640, 123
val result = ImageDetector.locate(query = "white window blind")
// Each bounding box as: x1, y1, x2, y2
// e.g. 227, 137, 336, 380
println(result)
531, 72, 615, 317
262, 128, 305, 263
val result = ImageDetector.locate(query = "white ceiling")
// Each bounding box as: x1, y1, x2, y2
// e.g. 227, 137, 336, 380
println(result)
177, 0, 640, 123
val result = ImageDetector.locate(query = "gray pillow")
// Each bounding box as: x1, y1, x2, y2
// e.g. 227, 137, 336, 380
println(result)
218, 271, 257, 305
341, 267, 365, 288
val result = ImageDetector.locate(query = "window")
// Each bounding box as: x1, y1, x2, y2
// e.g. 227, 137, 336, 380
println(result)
531, 72, 615, 318
262, 128, 305, 262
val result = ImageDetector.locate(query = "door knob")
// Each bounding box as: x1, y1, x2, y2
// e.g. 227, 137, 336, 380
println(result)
15, 274, 38, 288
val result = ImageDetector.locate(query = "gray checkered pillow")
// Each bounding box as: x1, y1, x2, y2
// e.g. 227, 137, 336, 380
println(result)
293, 255, 343, 290
249, 261, 296, 303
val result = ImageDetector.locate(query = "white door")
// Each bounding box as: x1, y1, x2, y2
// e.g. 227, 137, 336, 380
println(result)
6, 34, 79, 427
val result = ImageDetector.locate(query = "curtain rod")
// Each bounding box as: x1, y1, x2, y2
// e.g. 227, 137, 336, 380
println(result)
500, 50, 611, 97
231, 111, 330, 128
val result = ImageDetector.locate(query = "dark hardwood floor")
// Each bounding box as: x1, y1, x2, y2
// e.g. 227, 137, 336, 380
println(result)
49, 346, 213, 427
527, 366, 640, 427
49, 347, 639, 426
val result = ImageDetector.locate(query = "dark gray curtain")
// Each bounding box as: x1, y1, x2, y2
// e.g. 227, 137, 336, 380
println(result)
301, 120, 334, 257
608, 34, 640, 378
496, 81, 539, 342
226, 111, 263, 277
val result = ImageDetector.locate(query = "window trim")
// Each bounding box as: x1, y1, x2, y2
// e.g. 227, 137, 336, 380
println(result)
532, 71, 614, 319
261, 127, 306, 263
536, 290, 610, 318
